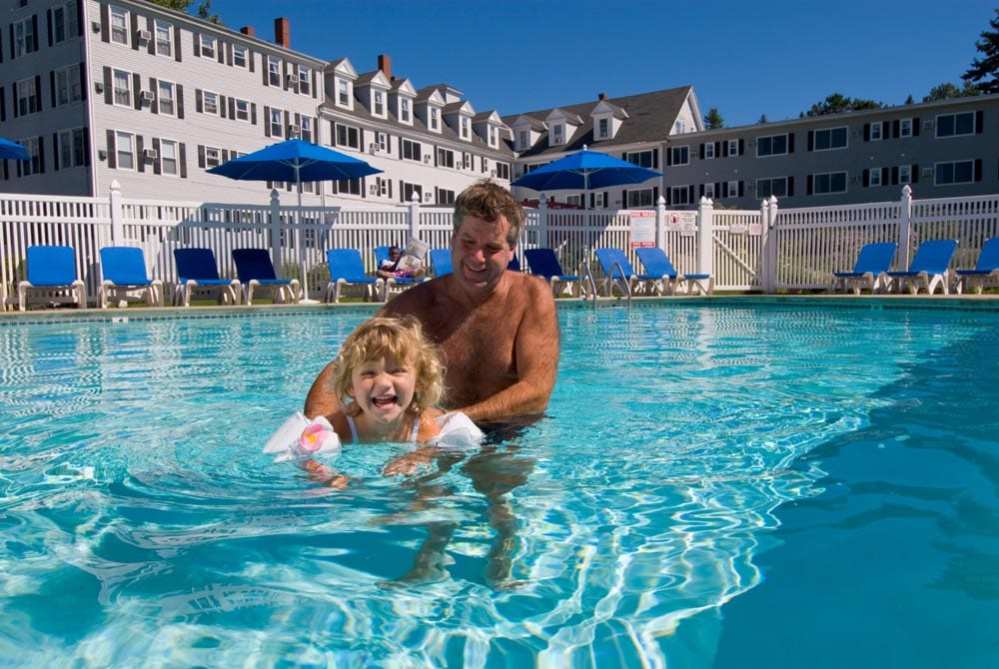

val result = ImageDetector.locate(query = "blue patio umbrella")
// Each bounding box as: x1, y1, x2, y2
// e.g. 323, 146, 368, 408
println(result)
512, 145, 662, 195
0, 137, 30, 161
208, 139, 382, 301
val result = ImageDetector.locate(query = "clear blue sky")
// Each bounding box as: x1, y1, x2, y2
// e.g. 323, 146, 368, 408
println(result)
209, 0, 997, 127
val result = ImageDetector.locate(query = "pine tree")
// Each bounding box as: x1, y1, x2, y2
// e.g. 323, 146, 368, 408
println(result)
964, 9, 999, 93
147, 0, 192, 11
704, 108, 725, 129
758, 114, 768, 124
905, 94, 914, 105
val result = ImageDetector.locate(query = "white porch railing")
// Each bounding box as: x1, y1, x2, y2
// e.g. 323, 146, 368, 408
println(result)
2, 182, 998, 308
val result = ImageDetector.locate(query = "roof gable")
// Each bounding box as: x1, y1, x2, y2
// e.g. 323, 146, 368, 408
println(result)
328, 58, 358, 80
391, 78, 417, 96
355, 70, 391, 89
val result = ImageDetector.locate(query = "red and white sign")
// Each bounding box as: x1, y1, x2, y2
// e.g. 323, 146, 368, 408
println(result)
629, 211, 656, 248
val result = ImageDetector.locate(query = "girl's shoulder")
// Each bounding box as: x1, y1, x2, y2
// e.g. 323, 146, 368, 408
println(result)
326, 411, 353, 443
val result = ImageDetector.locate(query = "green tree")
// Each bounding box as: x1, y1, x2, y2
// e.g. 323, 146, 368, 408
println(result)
146, 0, 222, 24
905, 94, 914, 105
964, 9, 999, 93
704, 107, 724, 129
758, 114, 768, 124
923, 81, 982, 102
147, 0, 193, 10
804, 93, 883, 117
197, 0, 222, 25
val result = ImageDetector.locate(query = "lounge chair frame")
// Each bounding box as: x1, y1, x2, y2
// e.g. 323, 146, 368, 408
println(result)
232, 249, 301, 306
172, 248, 241, 307
323, 249, 385, 304
99, 247, 163, 309
17, 246, 87, 311
885, 239, 957, 296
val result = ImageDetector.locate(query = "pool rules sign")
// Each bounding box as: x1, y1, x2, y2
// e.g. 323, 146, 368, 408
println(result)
629, 211, 656, 248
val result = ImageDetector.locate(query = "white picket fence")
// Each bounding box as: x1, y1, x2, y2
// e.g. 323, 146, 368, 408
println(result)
2, 183, 998, 309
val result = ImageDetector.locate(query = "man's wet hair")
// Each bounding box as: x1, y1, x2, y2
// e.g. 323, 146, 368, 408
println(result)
453, 180, 525, 247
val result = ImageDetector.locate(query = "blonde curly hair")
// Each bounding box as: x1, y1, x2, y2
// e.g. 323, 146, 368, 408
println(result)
331, 316, 444, 416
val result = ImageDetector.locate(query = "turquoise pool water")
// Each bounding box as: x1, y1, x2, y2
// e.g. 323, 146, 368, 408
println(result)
1, 301, 997, 668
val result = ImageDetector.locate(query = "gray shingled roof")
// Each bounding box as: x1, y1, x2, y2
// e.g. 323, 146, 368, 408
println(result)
504, 86, 692, 157
443, 101, 472, 114
415, 85, 444, 102
355, 70, 389, 87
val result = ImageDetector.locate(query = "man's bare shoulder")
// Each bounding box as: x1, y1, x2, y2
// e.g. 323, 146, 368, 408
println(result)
508, 272, 557, 311
379, 277, 448, 318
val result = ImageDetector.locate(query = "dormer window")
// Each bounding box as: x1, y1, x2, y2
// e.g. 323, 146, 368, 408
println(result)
598, 118, 609, 139
461, 117, 471, 140
400, 98, 411, 123
518, 130, 529, 149
552, 124, 564, 145
373, 91, 385, 116
430, 108, 440, 131
336, 79, 350, 107
488, 126, 497, 147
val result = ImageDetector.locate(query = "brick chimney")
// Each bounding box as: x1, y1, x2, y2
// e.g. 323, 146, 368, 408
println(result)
274, 17, 290, 49
239, 26, 255, 37
598, 92, 606, 101
377, 54, 392, 80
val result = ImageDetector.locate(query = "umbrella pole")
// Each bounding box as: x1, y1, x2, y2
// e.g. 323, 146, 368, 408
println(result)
295, 164, 318, 304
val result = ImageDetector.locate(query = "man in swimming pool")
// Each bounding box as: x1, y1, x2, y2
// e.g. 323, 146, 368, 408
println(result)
305, 180, 559, 424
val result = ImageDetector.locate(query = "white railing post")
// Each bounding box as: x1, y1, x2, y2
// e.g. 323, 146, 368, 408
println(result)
269, 188, 281, 268
898, 185, 913, 269
766, 195, 779, 292
697, 196, 714, 277
656, 195, 667, 250
537, 193, 549, 248
758, 198, 771, 292
408, 192, 421, 240
109, 179, 124, 243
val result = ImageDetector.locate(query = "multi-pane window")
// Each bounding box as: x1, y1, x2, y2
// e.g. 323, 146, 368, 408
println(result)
377, 177, 391, 197
20, 138, 41, 176
552, 124, 563, 144
899, 164, 912, 184
402, 139, 422, 161
430, 108, 440, 130
53, 3, 79, 44
400, 98, 411, 123
900, 118, 913, 137
813, 171, 847, 194
727, 139, 738, 155
235, 99, 250, 122
869, 167, 882, 187
936, 112, 975, 138
115, 131, 135, 170
205, 147, 221, 169
57, 128, 86, 168
935, 160, 975, 185
756, 177, 788, 199
496, 162, 510, 180
481, 157, 489, 174
54, 66, 83, 106
333, 178, 361, 196
627, 151, 654, 168
437, 148, 455, 168
373, 91, 385, 115
814, 127, 848, 151
627, 189, 655, 208
337, 79, 349, 106
335, 123, 360, 149
437, 188, 456, 205
268, 58, 281, 86
200, 34, 217, 59
155, 20, 172, 56
157, 81, 175, 116
110, 6, 128, 45
757, 134, 788, 157
402, 182, 423, 203
670, 146, 689, 165
233, 45, 247, 68
870, 122, 883, 141
160, 139, 178, 176
15, 78, 37, 115
298, 67, 311, 95
461, 117, 471, 139
726, 180, 739, 197
113, 69, 131, 106
704, 142, 715, 159
14, 17, 38, 57
488, 125, 497, 146
376, 131, 387, 152
202, 91, 219, 115
598, 118, 609, 138
300, 117, 313, 142
462, 152, 472, 169
270, 109, 283, 137
670, 186, 691, 205
518, 130, 528, 148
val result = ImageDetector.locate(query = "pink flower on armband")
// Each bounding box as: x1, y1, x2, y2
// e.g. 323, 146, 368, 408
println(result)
299, 421, 335, 454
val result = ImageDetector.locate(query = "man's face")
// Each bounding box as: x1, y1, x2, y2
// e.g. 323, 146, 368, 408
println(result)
451, 214, 513, 300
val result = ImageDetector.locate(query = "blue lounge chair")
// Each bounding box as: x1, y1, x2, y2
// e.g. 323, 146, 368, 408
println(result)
524, 248, 580, 296
374, 244, 425, 297
508, 255, 521, 272
99, 246, 163, 308
429, 248, 452, 277
832, 242, 897, 294
594, 248, 659, 297
324, 248, 384, 303
635, 247, 713, 295
956, 237, 999, 294
173, 248, 241, 306
17, 245, 87, 311
886, 239, 958, 295
232, 248, 301, 305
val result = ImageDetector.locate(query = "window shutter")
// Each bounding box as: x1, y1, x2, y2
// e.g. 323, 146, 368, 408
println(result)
149, 77, 158, 114
862, 169, 869, 187
284, 110, 291, 137
179, 143, 187, 177
788, 133, 795, 153
106, 129, 116, 168
653, 186, 659, 203
34, 75, 42, 112
666, 148, 673, 166
699, 184, 705, 198
79, 63, 87, 101
152, 138, 161, 175
11, 81, 18, 118
891, 166, 899, 185
911, 164, 919, 184
130, 12, 139, 51
807, 130, 814, 151
913, 117, 920, 136
312, 70, 318, 99
892, 119, 900, 138
146, 17, 155, 56
722, 141, 728, 157
739, 138, 745, 155
176, 85, 184, 119
195, 89, 203, 113
262, 59, 268, 86
665, 188, 671, 205
47, 9, 53, 47
263, 106, 271, 136
174, 26, 182, 62
100, 3, 109, 43
622, 189, 628, 207
197, 145, 205, 168
652, 148, 658, 169
37, 136, 44, 174
193, 34, 201, 57
787, 176, 794, 197
881, 120, 889, 139
0, 86, 5, 122
714, 182, 721, 197
688, 185, 695, 203
622, 151, 629, 162
228, 97, 235, 119
863, 123, 870, 141
226, 42, 233, 66
251, 103, 256, 125
221, 149, 229, 163
249, 50, 255, 72
217, 41, 225, 64
714, 141, 721, 157
49, 70, 56, 108
976, 111, 984, 134
738, 181, 744, 197
721, 182, 728, 198
218, 95, 227, 119
52, 132, 59, 171
881, 167, 890, 185
806, 174, 813, 195
77, 0, 84, 36
699, 143, 705, 160
132, 73, 141, 110
83, 130, 90, 165
975, 158, 983, 181
136, 136, 144, 173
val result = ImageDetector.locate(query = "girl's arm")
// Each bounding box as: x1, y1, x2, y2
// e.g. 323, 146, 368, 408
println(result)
382, 410, 443, 476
